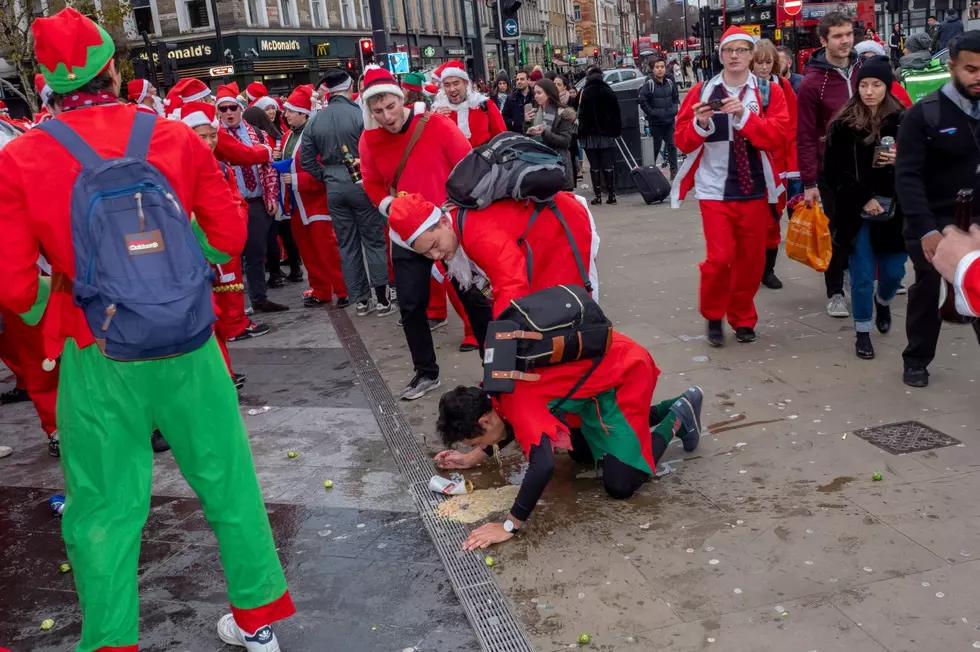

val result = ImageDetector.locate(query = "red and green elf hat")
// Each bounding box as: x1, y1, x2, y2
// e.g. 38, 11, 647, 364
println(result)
32, 7, 116, 94
401, 72, 427, 93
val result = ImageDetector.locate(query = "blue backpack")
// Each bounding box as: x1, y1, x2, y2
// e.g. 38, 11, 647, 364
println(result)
37, 112, 215, 361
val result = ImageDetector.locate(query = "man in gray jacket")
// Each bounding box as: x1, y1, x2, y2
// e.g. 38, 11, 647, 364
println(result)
301, 69, 395, 317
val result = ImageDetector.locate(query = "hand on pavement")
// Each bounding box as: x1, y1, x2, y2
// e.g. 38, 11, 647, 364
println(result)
804, 187, 821, 207
933, 224, 980, 282
922, 231, 944, 264
463, 522, 514, 551
434, 449, 476, 470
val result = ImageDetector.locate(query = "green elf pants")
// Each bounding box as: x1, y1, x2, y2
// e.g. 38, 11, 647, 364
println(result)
58, 337, 293, 652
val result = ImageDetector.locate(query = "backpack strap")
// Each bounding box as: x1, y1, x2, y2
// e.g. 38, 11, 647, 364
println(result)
457, 208, 468, 249
35, 119, 104, 169
125, 111, 157, 160
549, 354, 603, 416
921, 93, 941, 132
548, 200, 593, 293
517, 203, 546, 285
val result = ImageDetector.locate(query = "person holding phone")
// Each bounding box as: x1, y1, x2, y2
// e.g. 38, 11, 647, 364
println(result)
672, 26, 790, 348
823, 56, 907, 360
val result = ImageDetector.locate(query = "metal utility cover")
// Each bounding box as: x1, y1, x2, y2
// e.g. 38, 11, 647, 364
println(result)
853, 420, 961, 455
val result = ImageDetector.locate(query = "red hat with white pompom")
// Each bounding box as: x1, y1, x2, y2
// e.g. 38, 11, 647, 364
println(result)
439, 60, 469, 83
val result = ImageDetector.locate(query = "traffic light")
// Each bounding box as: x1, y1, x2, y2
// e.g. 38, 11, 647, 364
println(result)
157, 42, 178, 89
359, 38, 374, 67
593, 48, 599, 57
346, 60, 354, 70
692, 21, 701, 38
497, 0, 522, 40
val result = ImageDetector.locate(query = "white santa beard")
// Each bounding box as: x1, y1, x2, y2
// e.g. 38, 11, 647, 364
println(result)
450, 102, 471, 138
152, 96, 166, 116
445, 247, 475, 289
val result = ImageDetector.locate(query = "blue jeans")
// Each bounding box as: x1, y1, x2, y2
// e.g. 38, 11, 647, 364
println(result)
848, 221, 907, 333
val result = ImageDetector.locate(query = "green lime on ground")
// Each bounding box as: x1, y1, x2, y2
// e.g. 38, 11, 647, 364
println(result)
40, 619, 55, 630
872, 472, 883, 481
58, 563, 71, 573
323, 480, 333, 488
578, 632, 591, 644
287, 451, 299, 458
484, 556, 495, 567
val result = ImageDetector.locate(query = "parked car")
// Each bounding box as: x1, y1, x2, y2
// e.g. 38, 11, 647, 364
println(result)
575, 68, 644, 92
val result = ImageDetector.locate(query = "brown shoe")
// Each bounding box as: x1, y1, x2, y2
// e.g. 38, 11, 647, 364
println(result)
254, 299, 290, 313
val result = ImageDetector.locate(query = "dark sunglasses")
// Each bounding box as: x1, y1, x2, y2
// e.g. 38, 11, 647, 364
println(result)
218, 104, 241, 113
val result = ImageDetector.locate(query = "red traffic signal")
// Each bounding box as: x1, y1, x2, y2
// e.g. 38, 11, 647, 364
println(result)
593, 48, 598, 56
361, 38, 373, 51
359, 38, 374, 66
612, 50, 617, 56
346, 60, 353, 69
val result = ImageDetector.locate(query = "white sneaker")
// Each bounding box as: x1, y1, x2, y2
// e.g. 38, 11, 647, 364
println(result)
216, 613, 280, 652
355, 301, 371, 316
387, 286, 397, 303
0, 445, 11, 459
376, 300, 398, 317
827, 294, 849, 318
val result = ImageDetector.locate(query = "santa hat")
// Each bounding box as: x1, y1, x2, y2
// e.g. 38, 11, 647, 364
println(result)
164, 88, 183, 119
360, 65, 403, 130
423, 83, 438, 98
253, 95, 279, 112
215, 82, 241, 106
432, 63, 447, 82
402, 71, 426, 93
440, 60, 469, 83
127, 79, 150, 103
34, 73, 53, 107
32, 7, 115, 94
284, 86, 312, 115
719, 25, 755, 49
246, 82, 268, 103
170, 78, 211, 103
180, 101, 219, 129
0, 100, 7, 111
388, 193, 443, 247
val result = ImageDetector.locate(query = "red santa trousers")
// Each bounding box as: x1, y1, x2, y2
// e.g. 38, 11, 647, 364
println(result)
290, 213, 348, 302
212, 259, 251, 342
699, 198, 768, 329
426, 266, 477, 345
0, 307, 58, 436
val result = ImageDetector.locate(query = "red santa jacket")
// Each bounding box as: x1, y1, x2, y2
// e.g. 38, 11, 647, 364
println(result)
769, 75, 799, 181
431, 90, 507, 147
451, 192, 599, 317
281, 127, 329, 225
671, 73, 788, 208
0, 104, 245, 360
360, 106, 472, 220
954, 252, 980, 317
215, 128, 272, 167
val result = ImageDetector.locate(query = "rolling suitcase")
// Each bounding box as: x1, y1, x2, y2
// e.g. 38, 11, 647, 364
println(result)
615, 136, 671, 204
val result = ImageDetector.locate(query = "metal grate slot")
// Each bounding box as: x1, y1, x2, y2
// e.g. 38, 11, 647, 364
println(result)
853, 420, 962, 455
329, 308, 535, 652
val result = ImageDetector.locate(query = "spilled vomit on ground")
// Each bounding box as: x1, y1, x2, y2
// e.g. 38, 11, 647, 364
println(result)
435, 485, 521, 523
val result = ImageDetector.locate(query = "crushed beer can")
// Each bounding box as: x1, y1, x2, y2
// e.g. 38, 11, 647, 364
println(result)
428, 473, 473, 496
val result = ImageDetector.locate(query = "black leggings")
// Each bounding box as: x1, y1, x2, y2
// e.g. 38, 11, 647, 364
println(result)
585, 147, 616, 171
567, 427, 668, 500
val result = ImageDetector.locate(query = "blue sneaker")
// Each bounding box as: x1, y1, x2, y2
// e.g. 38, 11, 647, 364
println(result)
670, 386, 703, 452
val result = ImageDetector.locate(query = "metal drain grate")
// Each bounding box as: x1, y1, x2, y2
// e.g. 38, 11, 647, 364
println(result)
329, 308, 535, 652
853, 420, 961, 455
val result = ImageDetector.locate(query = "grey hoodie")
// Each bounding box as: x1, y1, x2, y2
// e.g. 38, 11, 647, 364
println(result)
899, 32, 934, 72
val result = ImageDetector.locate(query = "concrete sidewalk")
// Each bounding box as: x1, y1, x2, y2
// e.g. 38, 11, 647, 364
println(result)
351, 193, 980, 651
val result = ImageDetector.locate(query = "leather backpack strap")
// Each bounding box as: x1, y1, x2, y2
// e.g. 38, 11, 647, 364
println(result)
389, 112, 430, 195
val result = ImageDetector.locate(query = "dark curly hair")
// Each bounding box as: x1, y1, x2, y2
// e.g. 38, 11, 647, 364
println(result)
437, 386, 493, 446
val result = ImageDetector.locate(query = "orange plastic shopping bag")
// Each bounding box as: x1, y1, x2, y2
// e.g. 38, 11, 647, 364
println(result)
785, 202, 832, 273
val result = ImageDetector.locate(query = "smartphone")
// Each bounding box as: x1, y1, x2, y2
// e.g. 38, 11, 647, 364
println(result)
708, 99, 725, 112
872, 145, 891, 168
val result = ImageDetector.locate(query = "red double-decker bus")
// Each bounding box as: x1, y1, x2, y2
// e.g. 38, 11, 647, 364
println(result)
776, 0, 876, 71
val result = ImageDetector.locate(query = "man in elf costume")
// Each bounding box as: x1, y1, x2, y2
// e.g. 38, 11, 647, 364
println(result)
432, 60, 508, 148
127, 78, 163, 116
671, 25, 788, 348
382, 195, 702, 549
279, 85, 348, 307
0, 9, 294, 651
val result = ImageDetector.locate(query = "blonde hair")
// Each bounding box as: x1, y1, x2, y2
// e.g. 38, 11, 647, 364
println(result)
751, 39, 781, 76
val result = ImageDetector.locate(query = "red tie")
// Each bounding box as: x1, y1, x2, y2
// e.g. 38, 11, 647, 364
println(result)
732, 85, 753, 196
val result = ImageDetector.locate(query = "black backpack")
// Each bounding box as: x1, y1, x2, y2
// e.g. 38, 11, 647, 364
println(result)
446, 132, 567, 209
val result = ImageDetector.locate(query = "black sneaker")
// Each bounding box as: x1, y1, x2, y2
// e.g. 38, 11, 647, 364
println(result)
228, 322, 271, 342
428, 318, 448, 331
669, 387, 703, 452
903, 366, 929, 388
401, 373, 441, 401
459, 342, 479, 353
855, 332, 875, 360
151, 429, 171, 453
253, 300, 289, 313
735, 327, 756, 343
233, 373, 247, 390
761, 271, 783, 290
48, 431, 60, 458
303, 295, 327, 308
0, 387, 29, 405
336, 297, 351, 308
707, 320, 724, 347
267, 275, 285, 289
287, 270, 304, 283
875, 299, 891, 334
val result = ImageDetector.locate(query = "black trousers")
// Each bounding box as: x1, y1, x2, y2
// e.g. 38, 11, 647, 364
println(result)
268, 219, 301, 278
649, 122, 678, 172
391, 245, 493, 380
566, 426, 668, 500
244, 198, 275, 304
819, 178, 848, 298
585, 147, 615, 171
903, 239, 944, 369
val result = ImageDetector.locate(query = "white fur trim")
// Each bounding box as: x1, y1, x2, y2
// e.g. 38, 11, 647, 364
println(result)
183, 87, 212, 103
404, 206, 443, 246
720, 31, 755, 48
253, 96, 279, 111
328, 77, 352, 93
378, 195, 394, 216
284, 102, 311, 115
361, 84, 404, 130
431, 89, 486, 139
40, 85, 53, 106
954, 250, 980, 317
135, 79, 149, 104
440, 66, 469, 82
181, 110, 219, 129
216, 96, 240, 106
390, 227, 412, 250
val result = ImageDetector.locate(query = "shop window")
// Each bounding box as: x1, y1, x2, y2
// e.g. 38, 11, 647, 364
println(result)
278, 0, 299, 26
132, 0, 156, 35
245, 0, 269, 27
360, 0, 371, 27
340, 0, 358, 27
181, 0, 211, 29
387, 0, 399, 30
310, 0, 328, 27
573, 3, 580, 20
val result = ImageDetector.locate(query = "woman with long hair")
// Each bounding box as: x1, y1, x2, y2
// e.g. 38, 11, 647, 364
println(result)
824, 56, 907, 360
577, 65, 622, 204
555, 74, 582, 181
526, 78, 577, 190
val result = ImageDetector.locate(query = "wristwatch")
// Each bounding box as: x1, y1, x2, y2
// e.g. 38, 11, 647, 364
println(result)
503, 519, 520, 534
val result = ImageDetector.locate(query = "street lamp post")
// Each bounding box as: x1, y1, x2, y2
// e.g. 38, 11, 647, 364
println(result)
367, 0, 391, 66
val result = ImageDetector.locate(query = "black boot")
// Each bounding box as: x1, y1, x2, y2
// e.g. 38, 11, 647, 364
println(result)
707, 320, 724, 347
875, 298, 892, 334
603, 168, 617, 204
589, 170, 603, 205
151, 429, 171, 453
855, 332, 875, 359
761, 248, 783, 289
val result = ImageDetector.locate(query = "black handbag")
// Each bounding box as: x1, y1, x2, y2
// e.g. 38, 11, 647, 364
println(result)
861, 195, 897, 222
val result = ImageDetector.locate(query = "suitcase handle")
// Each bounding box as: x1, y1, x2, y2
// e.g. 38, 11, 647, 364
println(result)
614, 136, 641, 171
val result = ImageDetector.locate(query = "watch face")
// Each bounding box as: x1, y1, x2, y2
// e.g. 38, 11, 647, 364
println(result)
504, 519, 514, 533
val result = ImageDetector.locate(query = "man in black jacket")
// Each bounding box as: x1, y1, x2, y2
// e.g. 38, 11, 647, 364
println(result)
501, 69, 533, 133
638, 58, 680, 176
896, 30, 980, 388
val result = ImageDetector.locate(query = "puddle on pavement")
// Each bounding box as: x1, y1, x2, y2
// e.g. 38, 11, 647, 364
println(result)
816, 476, 856, 493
